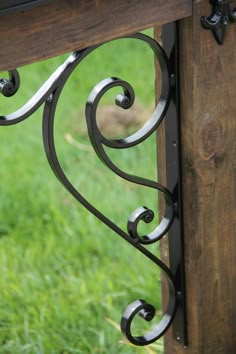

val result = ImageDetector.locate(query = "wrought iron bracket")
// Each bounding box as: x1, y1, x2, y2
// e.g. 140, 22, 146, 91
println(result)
201, 0, 236, 45
0, 23, 187, 347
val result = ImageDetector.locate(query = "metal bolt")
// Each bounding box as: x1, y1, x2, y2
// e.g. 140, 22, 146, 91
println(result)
170, 74, 176, 87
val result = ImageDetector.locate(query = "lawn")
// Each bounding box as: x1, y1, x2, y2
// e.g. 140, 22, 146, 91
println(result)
0, 30, 164, 353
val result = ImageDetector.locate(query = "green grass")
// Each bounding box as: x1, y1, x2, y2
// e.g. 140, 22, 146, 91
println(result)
0, 30, 164, 353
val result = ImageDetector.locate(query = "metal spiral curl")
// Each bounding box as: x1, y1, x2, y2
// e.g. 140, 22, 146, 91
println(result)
0, 70, 20, 97
85, 76, 174, 244
0, 33, 178, 346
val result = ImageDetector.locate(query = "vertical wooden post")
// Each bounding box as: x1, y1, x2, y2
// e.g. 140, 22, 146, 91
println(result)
156, 0, 236, 353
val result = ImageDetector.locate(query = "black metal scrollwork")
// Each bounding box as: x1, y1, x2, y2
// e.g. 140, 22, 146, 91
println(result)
85, 76, 174, 245
0, 29, 186, 346
0, 70, 20, 97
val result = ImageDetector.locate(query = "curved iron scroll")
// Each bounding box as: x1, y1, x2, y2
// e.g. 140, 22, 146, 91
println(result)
0, 27, 186, 346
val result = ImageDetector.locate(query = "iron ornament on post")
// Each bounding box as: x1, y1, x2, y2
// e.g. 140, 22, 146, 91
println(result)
0, 26, 187, 347
201, 0, 236, 44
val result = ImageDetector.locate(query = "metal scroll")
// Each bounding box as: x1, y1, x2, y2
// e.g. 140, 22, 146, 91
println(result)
0, 25, 187, 346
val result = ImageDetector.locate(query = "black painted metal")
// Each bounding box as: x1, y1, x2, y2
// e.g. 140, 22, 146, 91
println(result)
0, 0, 55, 15
0, 28, 187, 347
0, 70, 20, 97
162, 22, 188, 347
201, 0, 236, 44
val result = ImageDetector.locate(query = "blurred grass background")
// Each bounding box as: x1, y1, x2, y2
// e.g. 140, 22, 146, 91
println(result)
0, 30, 164, 353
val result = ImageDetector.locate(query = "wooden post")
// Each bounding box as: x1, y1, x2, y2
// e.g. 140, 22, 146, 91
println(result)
156, 1, 236, 353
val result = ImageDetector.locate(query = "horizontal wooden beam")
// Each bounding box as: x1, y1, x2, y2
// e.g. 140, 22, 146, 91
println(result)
0, 0, 191, 71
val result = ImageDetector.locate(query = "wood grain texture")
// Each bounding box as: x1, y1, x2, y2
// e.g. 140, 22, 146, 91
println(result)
156, 1, 236, 353
0, 0, 192, 71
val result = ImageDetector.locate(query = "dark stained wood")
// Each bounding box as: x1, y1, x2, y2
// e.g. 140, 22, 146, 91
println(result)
0, 0, 192, 71
156, 1, 236, 353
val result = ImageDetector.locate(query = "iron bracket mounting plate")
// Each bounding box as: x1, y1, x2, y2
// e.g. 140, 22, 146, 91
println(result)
162, 22, 188, 347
